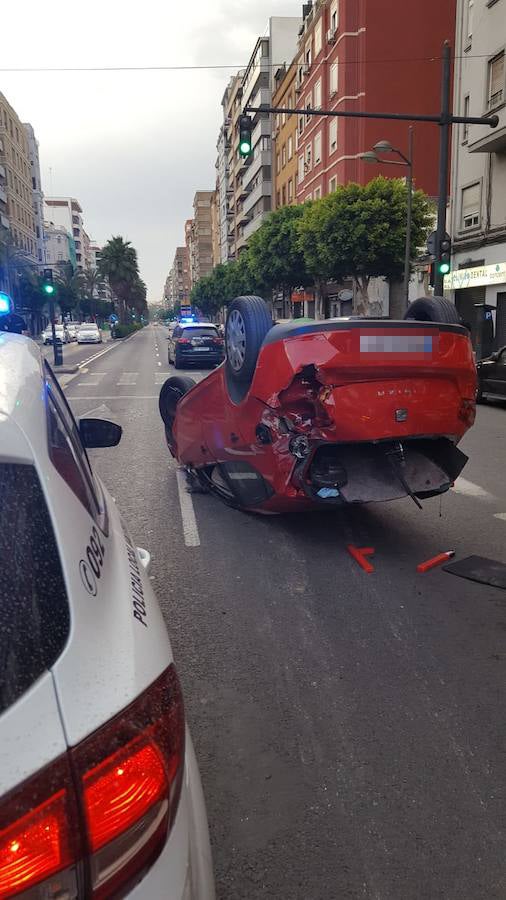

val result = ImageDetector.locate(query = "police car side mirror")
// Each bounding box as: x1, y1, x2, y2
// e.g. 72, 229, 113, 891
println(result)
79, 417, 122, 448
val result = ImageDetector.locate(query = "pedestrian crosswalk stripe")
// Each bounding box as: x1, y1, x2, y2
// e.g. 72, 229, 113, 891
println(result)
76, 372, 106, 386
117, 372, 138, 385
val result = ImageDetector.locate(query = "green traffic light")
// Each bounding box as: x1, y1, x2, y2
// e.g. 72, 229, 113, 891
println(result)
438, 262, 451, 275
239, 140, 252, 156
43, 284, 55, 295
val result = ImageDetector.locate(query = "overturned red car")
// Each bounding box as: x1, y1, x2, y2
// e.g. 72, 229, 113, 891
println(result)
159, 296, 477, 514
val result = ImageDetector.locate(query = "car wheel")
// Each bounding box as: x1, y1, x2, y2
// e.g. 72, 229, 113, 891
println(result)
476, 384, 486, 403
174, 351, 183, 370
403, 296, 461, 324
159, 375, 196, 443
225, 296, 272, 389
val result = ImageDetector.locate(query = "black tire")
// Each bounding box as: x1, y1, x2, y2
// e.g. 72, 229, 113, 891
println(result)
174, 351, 183, 370
476, 383, 486, 403
159, 375, 195, 428
225, 296, 272, 386
404, 296, 461, 324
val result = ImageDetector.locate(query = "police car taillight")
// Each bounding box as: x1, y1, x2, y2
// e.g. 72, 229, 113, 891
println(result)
0, 665, 184, 898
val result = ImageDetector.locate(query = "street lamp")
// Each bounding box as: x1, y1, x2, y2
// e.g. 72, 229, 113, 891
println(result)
360, 126, 414, 310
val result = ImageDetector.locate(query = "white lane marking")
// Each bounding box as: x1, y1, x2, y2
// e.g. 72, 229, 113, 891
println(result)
494, 513, 506, 521
76, 373, 106, 387
451, 477, 492, 499
80, 403, 112, 417
117, 372, 138, 385
176, 468, 201, 548
68, 395, 159, 400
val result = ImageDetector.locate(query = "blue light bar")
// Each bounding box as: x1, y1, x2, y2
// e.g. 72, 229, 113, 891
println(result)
0, 291, 11, 314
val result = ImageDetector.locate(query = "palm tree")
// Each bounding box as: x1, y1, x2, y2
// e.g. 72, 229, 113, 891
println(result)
98, 237, 139, 323
54, 262, 85, 319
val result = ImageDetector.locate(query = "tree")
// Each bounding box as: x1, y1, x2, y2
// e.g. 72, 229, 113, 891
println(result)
54, 262, 84, 319
98, 237, 139, 323
298, 177, 433, 316
247, 204, 311, 297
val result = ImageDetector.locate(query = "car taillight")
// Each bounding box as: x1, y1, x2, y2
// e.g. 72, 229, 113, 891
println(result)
176, 338, 190, 344
212, 337, 224, 345
0, 665, 184, 899
0, 756, 81, 898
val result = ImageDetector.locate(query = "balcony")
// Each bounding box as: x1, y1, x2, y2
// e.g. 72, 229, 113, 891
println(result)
239, 207, 252, 226
242, 213, 266, 242
0, 164, 5, 178
246, 148, 272, 182
0, 187, 7, 205
252, 117, 272, 146
243, 180, 272, 215
1, 214, 10, 229
468, 109, 506, 153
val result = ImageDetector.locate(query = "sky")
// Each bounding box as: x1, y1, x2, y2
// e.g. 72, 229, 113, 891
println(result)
1, 0, 300, 302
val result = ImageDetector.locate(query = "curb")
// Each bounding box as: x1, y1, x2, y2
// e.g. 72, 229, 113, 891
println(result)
54, 365, 79, 374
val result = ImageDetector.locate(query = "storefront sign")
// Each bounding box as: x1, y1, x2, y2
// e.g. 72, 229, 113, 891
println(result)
444, 262, 506, 290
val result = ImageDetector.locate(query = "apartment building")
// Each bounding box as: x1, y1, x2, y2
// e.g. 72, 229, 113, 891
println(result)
185, 218, 196, 288
89, 244, 113, 301
44, 197, 86, 270
44, 223, 76, 269
295, 0, 454, 204
190, 191, 214, 283
224, 71, 246, 260
23, 124, 45, 265
272, 63, 298, 208
210, 187, 221, 267
236, 17, 301, 252
171, 246, 191, 303
447, 0, 506, 355
0, 92, 37, 262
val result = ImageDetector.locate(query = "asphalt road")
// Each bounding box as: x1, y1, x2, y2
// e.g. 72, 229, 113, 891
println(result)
41, 333, 112, 369
61, 325, 506, 900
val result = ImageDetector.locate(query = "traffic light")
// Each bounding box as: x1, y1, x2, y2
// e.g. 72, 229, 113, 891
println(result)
42, 268, 55, 296
438, 237, 451, 276
238, 115, 253, 157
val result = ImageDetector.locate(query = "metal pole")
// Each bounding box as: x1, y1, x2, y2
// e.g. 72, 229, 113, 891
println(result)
49, 296, 58, 365
403, 126, 414, 310
433, 42, 452, 297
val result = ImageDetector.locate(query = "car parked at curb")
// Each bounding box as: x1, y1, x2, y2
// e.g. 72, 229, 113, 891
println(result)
66, 321, 81, 341
476, 345, 506, 402
0, 334, 215, 900
42, 323, 70, 345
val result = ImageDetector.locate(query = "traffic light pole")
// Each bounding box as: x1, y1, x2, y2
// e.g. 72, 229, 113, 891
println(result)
433, 42, 451, 297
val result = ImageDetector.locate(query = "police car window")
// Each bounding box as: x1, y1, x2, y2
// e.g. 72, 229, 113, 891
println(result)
47, 393, 97, 518
182, 327, 218, 338
0, 462, 70, 715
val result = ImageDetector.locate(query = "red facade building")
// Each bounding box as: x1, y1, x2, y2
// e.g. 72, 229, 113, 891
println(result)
295, 0, 456, 204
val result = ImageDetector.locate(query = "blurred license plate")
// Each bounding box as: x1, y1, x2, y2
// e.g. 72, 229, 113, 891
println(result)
360, 335, 433, 353
192, 346, 208, 351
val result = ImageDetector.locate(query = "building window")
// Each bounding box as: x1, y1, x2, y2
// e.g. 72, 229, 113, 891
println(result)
282, 144, 287, 167
276, 191, 281, 207
462, 95, 470, 143
288, 93, 293, 110
305, 42, 312, 71
282, 185, 287, 206
314, 186, 322, 200
298, 154, 305, 184
298, 114, 304, 135
487, 51, 505, 111
314, 79, 322, 110
288, 136, 293, 160
461, 182, 481, 230
330, 61, 339, 97
288, 178, 293, 202
305, 93, 312, 125
314, 132, 322, 164
329, 118, 338, 154
315, 20, 322, 56
330, 0, 339, 33
306, 193, 313, 202
329, 176, 337, 193
464, 0, 474, 48
305, 141, 312, 171
276, 153, 281, 174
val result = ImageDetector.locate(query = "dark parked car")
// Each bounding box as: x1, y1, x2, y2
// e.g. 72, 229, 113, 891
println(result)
168, 323, 224, 369
477, 346, 506, 401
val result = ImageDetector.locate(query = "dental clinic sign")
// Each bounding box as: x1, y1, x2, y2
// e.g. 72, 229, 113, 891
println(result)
444, 262, 506, 291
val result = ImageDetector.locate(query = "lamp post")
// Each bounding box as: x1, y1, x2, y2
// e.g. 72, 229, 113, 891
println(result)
360, 126, 414, 310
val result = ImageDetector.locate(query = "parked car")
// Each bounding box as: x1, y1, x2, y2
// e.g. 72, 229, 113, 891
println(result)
476, 345, 506, 401
66, 321, 81, 341
159, 295, 477, 514
168, 323, 224, 369
77, 323, 102, 344
42, 323, 70, 345
0, 334, 215, 899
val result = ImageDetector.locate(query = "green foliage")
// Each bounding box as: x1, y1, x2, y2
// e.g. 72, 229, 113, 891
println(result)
298, 177, 433, 311
98, 237, 141, 323
111, 322, 143, 339
247, 204, 311, 293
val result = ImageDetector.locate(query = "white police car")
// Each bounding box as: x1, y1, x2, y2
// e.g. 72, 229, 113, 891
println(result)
0, 333, 215, 899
